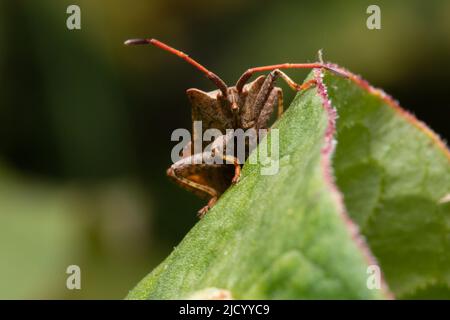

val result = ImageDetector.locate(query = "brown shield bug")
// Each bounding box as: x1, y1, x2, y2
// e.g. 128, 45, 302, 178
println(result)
125, 38, 342, 217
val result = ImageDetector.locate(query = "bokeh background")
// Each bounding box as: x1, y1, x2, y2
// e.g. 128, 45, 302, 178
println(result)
0, 0, 449, 299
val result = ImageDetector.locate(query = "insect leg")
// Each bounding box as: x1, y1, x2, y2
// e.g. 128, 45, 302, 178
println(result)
236, 62, 345, 92
221, 155, 241, 184
210, 133, 242, 184
167, 166, 218, 200
249, 69, 294, 127
167, 162, 219, 218
272, 69, 317, 92
249, 71, 279, 124
248, 69, 316, 128
256, 87, 283, 129
276, 87, 283, 118
198, 197, 218, 218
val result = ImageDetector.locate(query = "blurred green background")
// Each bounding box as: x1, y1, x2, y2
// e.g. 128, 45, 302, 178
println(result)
0, 0, 449, 299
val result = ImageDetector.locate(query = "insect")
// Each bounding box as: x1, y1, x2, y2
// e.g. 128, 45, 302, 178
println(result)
125, 38, 341, 217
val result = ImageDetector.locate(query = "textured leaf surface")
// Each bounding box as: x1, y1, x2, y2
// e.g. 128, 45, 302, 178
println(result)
326, 73, 450, 299
127, 68, 449, 299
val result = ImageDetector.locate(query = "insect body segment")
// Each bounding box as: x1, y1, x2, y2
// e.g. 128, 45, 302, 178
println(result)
125, 38, 332, 217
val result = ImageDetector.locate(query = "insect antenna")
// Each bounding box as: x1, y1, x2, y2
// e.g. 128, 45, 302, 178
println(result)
125, 38, 228, 97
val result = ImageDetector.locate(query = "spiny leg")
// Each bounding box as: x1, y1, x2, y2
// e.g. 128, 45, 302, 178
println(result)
249, 71, 280, 125
235, 62, 346, 92
221, 155, 241, 184
256, 87, 283, 129
166, 165, 218, 218
272, 69, 317, 92
210, 133, 242, 184
276, 87, 284, 118
251, 69, 314, 126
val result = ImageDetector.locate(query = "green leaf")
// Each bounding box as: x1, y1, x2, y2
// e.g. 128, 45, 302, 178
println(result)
327, 73, 450, 299
128, 71, 378, 300
127, 68, 449, 299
